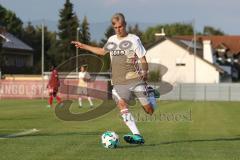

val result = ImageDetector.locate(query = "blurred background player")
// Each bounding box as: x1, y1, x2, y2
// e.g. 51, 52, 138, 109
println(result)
46, 65, 62, 108
71, 13, 157, 145
78, 64, 94, 108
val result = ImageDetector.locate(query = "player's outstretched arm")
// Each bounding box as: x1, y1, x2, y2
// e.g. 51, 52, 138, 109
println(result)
71, 41, 106, 56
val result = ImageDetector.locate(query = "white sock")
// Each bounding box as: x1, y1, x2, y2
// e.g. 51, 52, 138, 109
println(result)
78, 97, 82, 106
121, 109, 140, 135
88, 97, 93, 106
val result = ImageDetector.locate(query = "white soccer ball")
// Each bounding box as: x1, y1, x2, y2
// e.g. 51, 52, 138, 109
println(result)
101, 131, 119, 149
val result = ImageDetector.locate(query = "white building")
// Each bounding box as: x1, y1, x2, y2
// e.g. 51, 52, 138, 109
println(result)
145, 36, 224, 84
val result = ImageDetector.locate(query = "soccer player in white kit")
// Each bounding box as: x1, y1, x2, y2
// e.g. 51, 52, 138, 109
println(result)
71, 13, 157, 144
78, 65, 94, 108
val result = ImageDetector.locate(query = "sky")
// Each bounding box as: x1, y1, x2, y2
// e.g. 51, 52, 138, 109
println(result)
1, 0, 240, 35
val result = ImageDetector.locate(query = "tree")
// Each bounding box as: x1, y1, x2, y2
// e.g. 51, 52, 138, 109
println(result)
21, 22, 39, 72
21, 23, 55, 73
203, 26, 225, 35
128, 24, 142, 38
81, 16, 91, 45
57, 0, 80, 65
142, 23, 193, 46
22, 22, 36, 48
100, 25, 115, 47
0, 27, 4, 72
0, 4, 58, 73
46, 32, 59, 69
99, 25, 115, 71
0, 5, 6, 21
128, 25, 133, 34
0, 4, 23, 38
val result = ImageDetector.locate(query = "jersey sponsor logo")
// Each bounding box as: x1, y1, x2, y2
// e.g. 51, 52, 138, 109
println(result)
104, 40, 133, 56
110, 50, 125, 56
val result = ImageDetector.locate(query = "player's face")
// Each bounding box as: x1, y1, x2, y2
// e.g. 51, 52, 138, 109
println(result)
112, 21, 127, 37
80, 66, 85, 72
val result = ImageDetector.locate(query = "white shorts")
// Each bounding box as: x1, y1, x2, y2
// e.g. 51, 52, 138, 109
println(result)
77, 86, 88, 96
112, 82, 149, 106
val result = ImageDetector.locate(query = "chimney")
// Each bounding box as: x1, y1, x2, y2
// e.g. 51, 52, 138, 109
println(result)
155, 28, 165, 41
203, 40, 213, 63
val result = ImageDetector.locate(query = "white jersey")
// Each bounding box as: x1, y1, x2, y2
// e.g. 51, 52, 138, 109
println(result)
78, 71, 91, 87
104, 34, 146, 85
79, 71, 90, 79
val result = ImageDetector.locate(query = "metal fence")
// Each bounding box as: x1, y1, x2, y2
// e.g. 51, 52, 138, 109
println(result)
160, 83, 240, 101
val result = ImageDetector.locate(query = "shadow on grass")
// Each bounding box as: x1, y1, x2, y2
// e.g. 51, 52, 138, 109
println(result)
0, 130, 134, 139
118, 136, 240, 148
2, 130, 240, 150
30, 131, 103, 137
0, 131, 103, 139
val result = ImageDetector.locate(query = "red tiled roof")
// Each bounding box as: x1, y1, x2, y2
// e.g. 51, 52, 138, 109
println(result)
175, 35, 240, 55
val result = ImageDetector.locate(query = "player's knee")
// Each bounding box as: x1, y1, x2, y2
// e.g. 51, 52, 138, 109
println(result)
143, 104, 154, 115
117, 99, 128, 110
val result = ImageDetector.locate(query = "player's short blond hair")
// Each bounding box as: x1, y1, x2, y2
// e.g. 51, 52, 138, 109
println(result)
111, 13, 126, 26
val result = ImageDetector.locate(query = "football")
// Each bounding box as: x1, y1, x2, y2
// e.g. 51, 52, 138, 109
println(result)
101, 131, 119, 149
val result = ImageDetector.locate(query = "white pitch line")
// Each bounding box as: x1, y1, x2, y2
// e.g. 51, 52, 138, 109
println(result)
0, 128, 39, 139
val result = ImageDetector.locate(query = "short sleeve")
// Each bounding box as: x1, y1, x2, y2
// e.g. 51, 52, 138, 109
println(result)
85, 72, 91, 79
103, 35, 116, 52
134, 38, 146, 58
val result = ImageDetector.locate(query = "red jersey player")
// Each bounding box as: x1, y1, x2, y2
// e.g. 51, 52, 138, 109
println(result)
47, 66, 62, 108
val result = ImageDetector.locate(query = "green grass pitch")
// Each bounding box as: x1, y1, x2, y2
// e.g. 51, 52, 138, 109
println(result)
0, 99, 240, 160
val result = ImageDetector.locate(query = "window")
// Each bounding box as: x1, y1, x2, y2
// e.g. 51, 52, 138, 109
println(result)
176, 58, 186, 66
